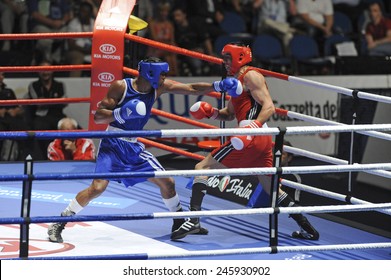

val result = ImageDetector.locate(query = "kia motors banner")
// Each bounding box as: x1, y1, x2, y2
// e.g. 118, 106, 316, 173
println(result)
89, 0, 135, 131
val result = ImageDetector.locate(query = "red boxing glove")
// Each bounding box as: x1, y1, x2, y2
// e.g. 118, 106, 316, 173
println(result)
231, 120, 262, 150
190, 101, 218, 120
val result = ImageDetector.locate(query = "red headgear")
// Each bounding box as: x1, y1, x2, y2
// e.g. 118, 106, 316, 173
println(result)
221, 44, 252, 75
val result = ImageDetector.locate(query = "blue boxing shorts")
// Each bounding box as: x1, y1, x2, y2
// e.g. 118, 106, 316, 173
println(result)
94, 136, 165, 187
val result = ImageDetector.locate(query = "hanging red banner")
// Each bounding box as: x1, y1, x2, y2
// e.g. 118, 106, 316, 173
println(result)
89, 0, 136, 130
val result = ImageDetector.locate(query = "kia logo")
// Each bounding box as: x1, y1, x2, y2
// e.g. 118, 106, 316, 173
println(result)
99, 44, 116, 54
98, 72, 115, 82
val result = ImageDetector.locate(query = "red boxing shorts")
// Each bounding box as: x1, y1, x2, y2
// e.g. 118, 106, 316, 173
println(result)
211, 134, 273, 168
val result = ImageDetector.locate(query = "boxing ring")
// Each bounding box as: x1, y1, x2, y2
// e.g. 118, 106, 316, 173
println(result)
1, 0, 391, 262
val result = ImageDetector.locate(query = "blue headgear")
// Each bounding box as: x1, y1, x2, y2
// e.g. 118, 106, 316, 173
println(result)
138, 61, 169, 89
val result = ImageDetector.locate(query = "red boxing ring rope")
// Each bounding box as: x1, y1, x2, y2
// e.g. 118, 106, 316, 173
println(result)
0, 96, 215, 160
0, 31, 286, 80
0, 65, 91, 73
0, 32, 93, 40
138, 138, 204, 161
0, 97, 90, 106
2, 30, 391, 105
0, 97, 217, 129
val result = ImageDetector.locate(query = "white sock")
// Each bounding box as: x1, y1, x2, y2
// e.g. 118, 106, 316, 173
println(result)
162, 194, 182, 212
65, 198, 84, 214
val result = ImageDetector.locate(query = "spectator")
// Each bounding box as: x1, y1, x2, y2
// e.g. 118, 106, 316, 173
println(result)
365, 1, 391, 56
172, 6, 215, 76
47, 117, 96, 161
24, 59, 68, 160
294, 0, 334, 46
27, 0, 72, 63
134, 0, 153, 40
0, 72, 29, 161
230, 0, 259, 33
66, 1, 95, 77
83, 0, 101, 17
147, 1, 178, 76
0, 0, 28, 51
137, 0, 153, 26
255, 0, 298, 55
71, 0, 101, 18
185, 0, 225, 43
332, 1, 365, 32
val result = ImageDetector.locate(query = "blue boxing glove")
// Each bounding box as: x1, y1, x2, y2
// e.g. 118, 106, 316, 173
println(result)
213, 77, 243, 97
113, 99, 146, 124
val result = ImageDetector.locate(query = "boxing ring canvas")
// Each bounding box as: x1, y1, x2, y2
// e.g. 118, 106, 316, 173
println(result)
0, 161, 389, 260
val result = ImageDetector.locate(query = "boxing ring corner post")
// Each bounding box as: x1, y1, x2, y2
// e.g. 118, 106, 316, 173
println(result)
19, 155, 33, 259
269, 126, 287, 248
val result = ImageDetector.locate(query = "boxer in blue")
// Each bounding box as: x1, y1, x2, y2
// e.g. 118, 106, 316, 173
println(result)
48, 57, 242, 243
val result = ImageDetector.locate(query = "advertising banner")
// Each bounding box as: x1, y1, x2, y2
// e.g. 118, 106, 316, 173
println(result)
186, 175, 269, 208
89, 0, 135, 130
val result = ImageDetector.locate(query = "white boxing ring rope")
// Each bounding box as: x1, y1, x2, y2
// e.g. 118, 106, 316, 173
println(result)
287, 75, 391, 104
156, 124, 391, 138
0, 139, 389, 259
0, 122, 391, 258
277, 106, 391, 214
0, 124, 389, 183
0, 162, 388, 181
0, 162, 390, 182
6, 203, 391, 260
142, 163, 391, 178
17, 243, 391, 260
281, 145, 391, 215
284, 145, 391, 179
279, 108, 391, 142
281, 179, 391, 215
1, 202, 390, 224
3, 203, 391, 260
131, 123, 391, 137
152, 203, 391, 218
0, 124, 390, 139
